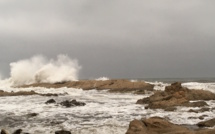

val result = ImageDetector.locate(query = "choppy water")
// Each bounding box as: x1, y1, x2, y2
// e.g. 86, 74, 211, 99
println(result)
1, 80, 215, 134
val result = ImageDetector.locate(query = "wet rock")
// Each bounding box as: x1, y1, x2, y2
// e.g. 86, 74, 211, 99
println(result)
126, 117, 215, 134
60, 100, 86, 107
137, 82, 215, 110
55, 130, 71, 134
45, 99, 56, 104
40, 93, 58, 97
1, 129, 9, 134
197, 118, 215, 127
26, 113, 38, 117
199, 115, 208, 120
13, 129, 22, 134
60, 100, 73, 107
188, 108, 210, 113
70, 99, 86, 106
188, 115, 208, 120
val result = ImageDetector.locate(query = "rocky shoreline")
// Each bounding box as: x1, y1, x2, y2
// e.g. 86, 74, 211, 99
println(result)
19, 79, 154, 93
127, 82, 215, 134
1, 80, 215, 134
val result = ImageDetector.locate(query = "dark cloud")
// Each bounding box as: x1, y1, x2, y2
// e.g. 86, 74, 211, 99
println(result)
1, 0, 215, 79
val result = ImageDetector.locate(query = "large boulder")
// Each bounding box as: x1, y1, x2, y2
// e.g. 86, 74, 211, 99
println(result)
126, 117, 215, 134
137, 82, 215, 109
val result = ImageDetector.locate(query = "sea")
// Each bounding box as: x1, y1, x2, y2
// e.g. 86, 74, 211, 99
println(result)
1, 77, 215, 134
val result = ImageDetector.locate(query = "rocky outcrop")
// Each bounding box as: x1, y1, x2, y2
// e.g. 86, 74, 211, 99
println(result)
188, 108, 210, 113
197, 118, 215, 127
60, 100, 86, 107
45, 99, 56, 104
0, 90, 58, 97
126, 117, 215, 134
26, 113, 38, 118
20, 79, 154, 93
45, 99, 86, 107
137, 82, 215, 109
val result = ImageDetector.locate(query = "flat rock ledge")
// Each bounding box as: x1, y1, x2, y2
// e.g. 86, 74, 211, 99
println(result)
0, 90, 58, 97
136, 82, 215, 110
126, 117, 215, 134
19, 79, 154, 93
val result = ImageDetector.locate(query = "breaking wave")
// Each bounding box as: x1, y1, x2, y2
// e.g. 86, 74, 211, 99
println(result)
5, 54, 81, 86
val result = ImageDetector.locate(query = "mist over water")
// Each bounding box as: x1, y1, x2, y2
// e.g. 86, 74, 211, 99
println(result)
1, 54, 81, 86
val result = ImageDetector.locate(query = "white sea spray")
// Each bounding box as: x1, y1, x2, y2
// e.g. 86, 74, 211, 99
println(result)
9, 54, 81, 86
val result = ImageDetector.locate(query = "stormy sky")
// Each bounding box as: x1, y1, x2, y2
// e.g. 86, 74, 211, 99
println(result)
0, 0, 215, 79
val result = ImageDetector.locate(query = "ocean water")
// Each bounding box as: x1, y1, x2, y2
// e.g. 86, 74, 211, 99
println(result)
1, 78, 215, 134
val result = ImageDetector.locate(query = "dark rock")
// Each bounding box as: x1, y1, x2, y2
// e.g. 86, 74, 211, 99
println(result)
41, 93, 58, 97
199, 115, 206, 120
13, 129, 22, 134
55, 130, 71, 134
188, 108, 210, 113
26, 113, 38, 117
45, 99, 56, 104
54, 81, 67, 84
136, 97, 150, 104
197, 118, 215, 127
60, 100, 86, 108
60, 100, 74, 107
1, 129, 8, 134
70, 99, 86, 106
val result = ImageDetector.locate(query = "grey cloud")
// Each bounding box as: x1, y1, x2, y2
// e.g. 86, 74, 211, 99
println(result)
1, 0, 215, 79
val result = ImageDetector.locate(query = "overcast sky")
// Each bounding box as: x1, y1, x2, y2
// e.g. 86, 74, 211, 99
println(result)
1, 0, 215, 79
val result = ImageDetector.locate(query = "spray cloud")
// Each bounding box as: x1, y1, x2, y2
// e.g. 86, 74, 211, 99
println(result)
10, 54, 81, 86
